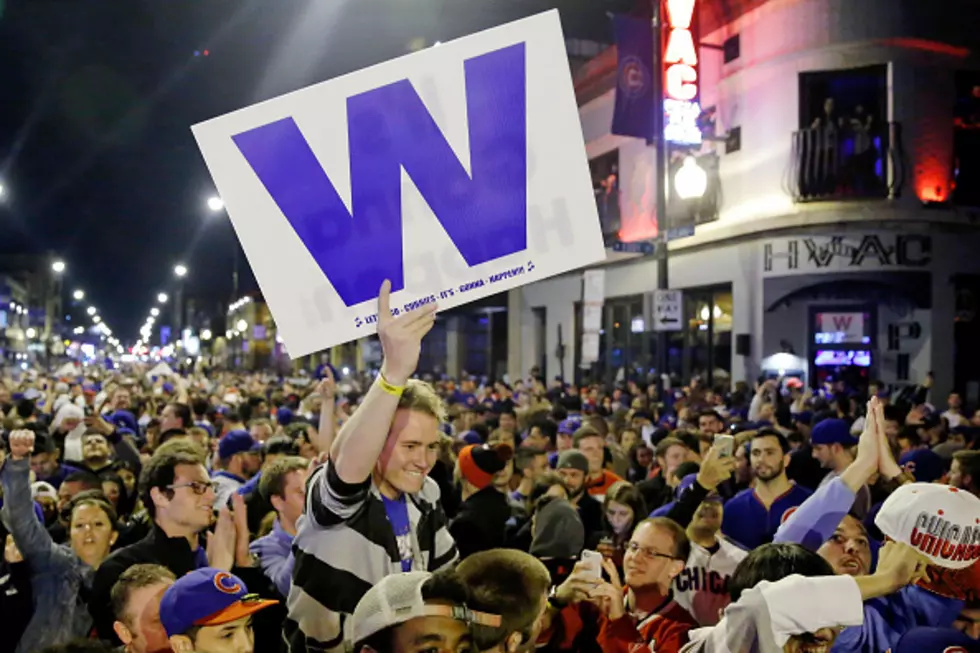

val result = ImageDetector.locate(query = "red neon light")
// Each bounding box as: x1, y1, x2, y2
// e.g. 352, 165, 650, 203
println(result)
664, 0, 699, 102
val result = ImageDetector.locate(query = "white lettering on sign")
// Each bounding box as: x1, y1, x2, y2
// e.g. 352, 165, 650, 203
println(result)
664, 0, 699, 102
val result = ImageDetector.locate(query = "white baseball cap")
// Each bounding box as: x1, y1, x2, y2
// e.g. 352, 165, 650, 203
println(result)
349, 572, 501, 647
875, 483, 980, 570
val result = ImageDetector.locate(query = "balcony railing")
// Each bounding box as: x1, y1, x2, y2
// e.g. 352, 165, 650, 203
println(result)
788, 121, 906, 202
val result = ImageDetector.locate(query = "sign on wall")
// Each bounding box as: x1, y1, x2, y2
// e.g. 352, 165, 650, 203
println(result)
762, 234, 931, 277
663, 0, 702, 145
653, 289, 683, 331
192, 11, 605, 357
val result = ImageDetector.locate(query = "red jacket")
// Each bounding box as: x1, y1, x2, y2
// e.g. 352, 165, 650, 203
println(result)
546, 590, 696, 653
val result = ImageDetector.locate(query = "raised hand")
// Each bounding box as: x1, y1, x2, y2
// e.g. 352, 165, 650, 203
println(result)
315, 366, 336, 400
854, 397, 881, 474
696, 445, 737, 491
8, 430, 35, 461
207, 505, 237, 571
377, 280, 437, 386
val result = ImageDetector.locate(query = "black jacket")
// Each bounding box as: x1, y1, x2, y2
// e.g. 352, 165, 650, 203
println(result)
0, 559, 33, 653
449, 486, 512, 559
89, 524, 280, 648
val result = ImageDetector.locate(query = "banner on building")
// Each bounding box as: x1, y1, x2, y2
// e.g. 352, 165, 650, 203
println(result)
192, 11, 605, 356
611, 14, 655, 140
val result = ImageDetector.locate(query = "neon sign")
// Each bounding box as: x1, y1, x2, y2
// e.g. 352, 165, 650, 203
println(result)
663, 0, 702, 145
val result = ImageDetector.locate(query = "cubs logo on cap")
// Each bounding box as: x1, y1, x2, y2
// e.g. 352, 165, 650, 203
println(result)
160, 567, 278, 637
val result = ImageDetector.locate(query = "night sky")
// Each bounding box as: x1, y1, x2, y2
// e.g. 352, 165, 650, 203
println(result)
0, 0, 630, 343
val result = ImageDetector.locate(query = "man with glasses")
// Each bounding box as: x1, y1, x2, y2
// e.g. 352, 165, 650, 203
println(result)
546, 517, 697, 653
89, 447, 254, 644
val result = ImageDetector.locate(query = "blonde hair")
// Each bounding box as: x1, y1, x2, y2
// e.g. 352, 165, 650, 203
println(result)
396, 379, 447, 423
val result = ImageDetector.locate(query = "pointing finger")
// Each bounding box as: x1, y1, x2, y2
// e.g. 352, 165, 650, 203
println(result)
378, 279, 392, 320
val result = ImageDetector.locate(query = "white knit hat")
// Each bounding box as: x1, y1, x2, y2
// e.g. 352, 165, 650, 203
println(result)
875, 483, 980, 570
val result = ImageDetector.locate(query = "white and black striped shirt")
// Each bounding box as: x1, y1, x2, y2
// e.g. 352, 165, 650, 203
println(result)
284, 461, 457, 653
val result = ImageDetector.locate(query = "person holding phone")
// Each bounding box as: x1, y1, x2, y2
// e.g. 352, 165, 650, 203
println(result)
545, 517, 697, 653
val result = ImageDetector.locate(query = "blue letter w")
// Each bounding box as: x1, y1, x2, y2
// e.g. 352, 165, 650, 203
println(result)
232, 43, 527, 307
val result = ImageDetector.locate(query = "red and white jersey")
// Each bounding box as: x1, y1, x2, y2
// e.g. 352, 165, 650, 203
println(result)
673, 536, 747, 626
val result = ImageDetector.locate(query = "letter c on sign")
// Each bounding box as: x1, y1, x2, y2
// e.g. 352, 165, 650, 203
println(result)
213, 571, 243, 595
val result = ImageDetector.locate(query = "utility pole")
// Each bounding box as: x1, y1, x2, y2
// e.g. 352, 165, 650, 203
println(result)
652, 0, 671, 400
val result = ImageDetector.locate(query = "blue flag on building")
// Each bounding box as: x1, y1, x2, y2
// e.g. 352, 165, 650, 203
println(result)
611, 15, 655, 140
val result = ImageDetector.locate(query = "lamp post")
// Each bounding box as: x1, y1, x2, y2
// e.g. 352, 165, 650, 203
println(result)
652, 0, 670, 400
173, 264, 188, 338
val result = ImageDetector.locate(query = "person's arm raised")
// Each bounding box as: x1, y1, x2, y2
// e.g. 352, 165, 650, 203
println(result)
840, 397, 881, 493
330, 280, 437, 485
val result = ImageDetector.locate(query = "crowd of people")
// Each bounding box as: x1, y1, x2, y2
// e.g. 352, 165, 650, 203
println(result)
1, 284, 979, 653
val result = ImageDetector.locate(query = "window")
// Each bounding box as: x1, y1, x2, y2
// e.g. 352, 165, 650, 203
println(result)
954, 71, 980, 207
590, 150, 620, 244
795, 65, 890, 200
574, 295, 649, 385
723, 34, 740, 64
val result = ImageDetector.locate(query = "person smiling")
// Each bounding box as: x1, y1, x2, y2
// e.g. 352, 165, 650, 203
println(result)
2, 429, 120, 653
284, 281, 457, 653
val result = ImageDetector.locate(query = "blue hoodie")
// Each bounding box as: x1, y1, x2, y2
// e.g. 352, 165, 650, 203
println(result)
774, 475, 963, 652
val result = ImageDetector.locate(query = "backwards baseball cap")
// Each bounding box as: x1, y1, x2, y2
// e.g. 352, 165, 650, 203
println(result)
218, 430, 261, 461
891, 627, 979, 653
811, 418, 859, 447
350, 572, 501, 646
556, 450, 589, 475
875, 483, 980, 570
159, 568, 277, 637
458, 443, 513, 491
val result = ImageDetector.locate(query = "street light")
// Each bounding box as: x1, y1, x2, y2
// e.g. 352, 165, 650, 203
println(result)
236, 319, 248, 332
73, 290, 85, 301
93, 315, 101, 324
201, 329, 213, 341
25, 327, 36, 339
207, 196, 224, 212
174, 264, 188, 278
51, 260, 66, 274
87, 306, 97, 316
150, 307, 160, 317
674, 156, 708, 200
157, 293, 168, 303
73, 326, 84, 335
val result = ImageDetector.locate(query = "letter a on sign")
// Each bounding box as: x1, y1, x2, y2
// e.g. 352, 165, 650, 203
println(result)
191, 11, 605, 357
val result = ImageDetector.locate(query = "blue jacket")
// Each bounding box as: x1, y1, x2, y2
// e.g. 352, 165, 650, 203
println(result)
721, 483, 812, 549
1, 458, 95, 653
249, 518, 294, 597
774, 475, 963, 652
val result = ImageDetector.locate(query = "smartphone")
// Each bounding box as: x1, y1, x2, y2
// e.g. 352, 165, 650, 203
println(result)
714, 434, 735, 458
84, 405, 94, 417
580, 549, 603, 580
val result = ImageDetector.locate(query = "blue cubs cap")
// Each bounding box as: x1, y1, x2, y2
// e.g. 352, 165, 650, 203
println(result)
898, 449, 945, 483
811, 418, 859, 447
160, 568, 277, 637
218, 430, 261, 461
557, 417, 582, 436
892, 627, 979, 653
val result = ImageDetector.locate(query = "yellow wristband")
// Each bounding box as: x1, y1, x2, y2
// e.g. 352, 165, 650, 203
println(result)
378, 374, 405, 397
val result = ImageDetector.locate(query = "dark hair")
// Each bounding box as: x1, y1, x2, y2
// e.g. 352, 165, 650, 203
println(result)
16, 399, 36, 420
786, 431, 806, 446
752, 428, 790, 454
64, 490, 119, 531
455, 549, 552, 650
63, 470, 103, 491
158, 428, 188, 445
110, 563, 176, 627
698, 410, 724, 425
471, 423, 490, 443
139, 448, 205, 518
264, 435, 299, 457
499, 407, 517, 419
729, 542, 834, 602
897, 426, 921, 447
355, 568, 471, 653
166, 403, 193, 429
529, 418, 558, 447
259, 456, 309, 501
513, 446, 546, 476
191, 399, 209, 417
602, 482, 647, 537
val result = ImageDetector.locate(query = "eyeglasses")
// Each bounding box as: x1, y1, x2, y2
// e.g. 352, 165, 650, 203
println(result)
626, 541, 678, 561
167, 481, 219, 495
